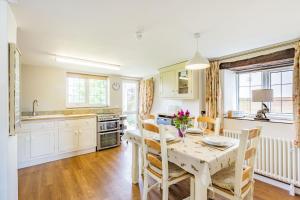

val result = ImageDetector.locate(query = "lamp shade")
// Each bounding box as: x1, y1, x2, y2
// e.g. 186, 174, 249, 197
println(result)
252, 89, 273, 102
185, 51, 210, 70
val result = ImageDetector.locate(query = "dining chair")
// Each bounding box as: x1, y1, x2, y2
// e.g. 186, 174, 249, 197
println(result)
209, 127, 261, 200
196, 116, 221, 135
142, 123, 194, 200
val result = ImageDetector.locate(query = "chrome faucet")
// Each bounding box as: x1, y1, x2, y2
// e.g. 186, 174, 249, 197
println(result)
32, 99, 38, 116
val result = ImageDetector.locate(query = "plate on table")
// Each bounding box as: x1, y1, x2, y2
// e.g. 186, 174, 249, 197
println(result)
151, 133, 176, 141
186, 128, 203, 134
202, 136, 234, 147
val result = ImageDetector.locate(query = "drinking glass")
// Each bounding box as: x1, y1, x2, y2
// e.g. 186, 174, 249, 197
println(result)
179, 124, 188, 143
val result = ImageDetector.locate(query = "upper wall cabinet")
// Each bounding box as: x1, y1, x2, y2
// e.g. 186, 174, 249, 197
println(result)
159, 62, 199, 99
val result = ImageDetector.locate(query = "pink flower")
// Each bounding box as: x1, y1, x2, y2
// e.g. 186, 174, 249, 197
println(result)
185, 110, 190, 117
180, 109, 184, 116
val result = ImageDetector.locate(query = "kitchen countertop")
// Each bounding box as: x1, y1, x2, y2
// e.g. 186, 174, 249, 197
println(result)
21, 113, 97, 121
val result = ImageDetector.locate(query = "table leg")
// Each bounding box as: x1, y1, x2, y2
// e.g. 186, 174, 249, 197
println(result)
132, 142, 139, 184
194, 175, 207, 200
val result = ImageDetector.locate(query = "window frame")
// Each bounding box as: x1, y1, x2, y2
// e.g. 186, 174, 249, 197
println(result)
66, 73, 109, 108
236, 66, 293, 120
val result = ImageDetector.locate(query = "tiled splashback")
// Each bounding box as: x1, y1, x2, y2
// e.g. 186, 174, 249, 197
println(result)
22, 107, 122, 116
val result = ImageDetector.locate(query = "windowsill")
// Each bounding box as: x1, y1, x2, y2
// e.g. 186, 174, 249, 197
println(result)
224, 117, 293, 124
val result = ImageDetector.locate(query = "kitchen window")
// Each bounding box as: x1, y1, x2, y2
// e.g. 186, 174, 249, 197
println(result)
237, 68, 293, 119
122, 80, 139, 130
66, 73, 108, 107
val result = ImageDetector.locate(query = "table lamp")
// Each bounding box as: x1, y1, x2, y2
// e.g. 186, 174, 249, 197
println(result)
252, 89, 273, 121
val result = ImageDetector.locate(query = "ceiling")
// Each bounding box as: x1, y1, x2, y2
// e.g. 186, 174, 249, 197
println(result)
11, 0, 300, 77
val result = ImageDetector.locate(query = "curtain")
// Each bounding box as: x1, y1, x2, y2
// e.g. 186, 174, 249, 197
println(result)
205, 61, 222, 121
139, 78, 154, 119
293, 42, 300, 147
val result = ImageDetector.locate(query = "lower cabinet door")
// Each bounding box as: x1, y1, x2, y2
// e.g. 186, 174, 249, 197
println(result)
18, 133, 31, 163
78, 127, 96, 149
58, 128, 78, 153
30, 129, 55, 159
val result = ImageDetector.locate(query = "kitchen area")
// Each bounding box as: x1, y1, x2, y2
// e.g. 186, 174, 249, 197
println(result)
12, 61, 138, 169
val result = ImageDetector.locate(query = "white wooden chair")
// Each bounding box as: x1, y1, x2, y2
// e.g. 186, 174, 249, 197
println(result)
196, 116, 221, 135
142, 123, 194, 200
209, 127, 261, 200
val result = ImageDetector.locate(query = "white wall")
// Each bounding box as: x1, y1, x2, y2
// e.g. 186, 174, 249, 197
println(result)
21, 64, 125, 112
224, 118, 295, 140
151, 72, 206, 117
0, 1, 18, 199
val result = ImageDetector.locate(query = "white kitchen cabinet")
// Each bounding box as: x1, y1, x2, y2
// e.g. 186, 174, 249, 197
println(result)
160, 70, 177, 98
78, 127, 96, 148
30, 129, 55, 159
159, 62, 199, 99
58, 127, 78, 153
17, 116, 96, 168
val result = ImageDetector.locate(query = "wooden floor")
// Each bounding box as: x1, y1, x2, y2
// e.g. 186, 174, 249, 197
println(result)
19, 142, 300, 200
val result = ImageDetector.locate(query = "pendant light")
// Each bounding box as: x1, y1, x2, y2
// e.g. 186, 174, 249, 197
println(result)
186, 33, 210, 70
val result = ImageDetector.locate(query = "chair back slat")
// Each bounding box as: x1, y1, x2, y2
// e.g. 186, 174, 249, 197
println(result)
197, 116, 216, 124
144, 138, 161, 152
147, 114, 155, 120
147, 153, 162, 169
242, 166, 252, 181
143, 123, 159, 133
244, 147, 256, 160
248, 128, 260, 139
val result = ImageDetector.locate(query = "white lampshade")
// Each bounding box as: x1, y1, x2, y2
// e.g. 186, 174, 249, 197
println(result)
252, 89, 273, 102
185, 51, 210, 70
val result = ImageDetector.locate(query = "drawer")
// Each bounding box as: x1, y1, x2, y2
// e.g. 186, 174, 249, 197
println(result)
58, 117, 96, 128
21, 121, 55, 131
79, 118, 96, 127
58, 119, 79, 128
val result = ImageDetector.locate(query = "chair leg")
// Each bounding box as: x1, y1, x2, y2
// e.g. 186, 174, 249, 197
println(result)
247, 185, 254, 200
190, 177, 195, 200
142, 173, 149, 200
162, 181, 168, 200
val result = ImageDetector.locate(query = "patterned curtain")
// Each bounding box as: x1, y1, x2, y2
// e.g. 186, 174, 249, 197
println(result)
293, 42, 300, 147
139, 78, 154, 119
205, 61, 222, 120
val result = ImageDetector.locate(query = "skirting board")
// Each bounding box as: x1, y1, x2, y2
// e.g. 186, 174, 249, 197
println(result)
254, 173, 300, 196
18, 147, 96, 169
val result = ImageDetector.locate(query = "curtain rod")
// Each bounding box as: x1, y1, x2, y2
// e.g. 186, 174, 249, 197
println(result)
210, 37, 300, 62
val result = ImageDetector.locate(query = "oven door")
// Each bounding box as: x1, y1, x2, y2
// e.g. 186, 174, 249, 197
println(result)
97, 131, 120, 150
98, 120, 120, 132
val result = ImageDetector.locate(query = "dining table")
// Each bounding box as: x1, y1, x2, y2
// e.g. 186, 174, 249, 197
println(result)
123, 126, 239, 200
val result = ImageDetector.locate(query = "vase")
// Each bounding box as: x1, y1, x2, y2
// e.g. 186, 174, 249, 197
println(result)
179, 124, 188, 143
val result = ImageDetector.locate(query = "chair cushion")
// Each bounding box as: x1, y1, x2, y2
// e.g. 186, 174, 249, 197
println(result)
212, 165, 250, 193
149, 162, 186, 178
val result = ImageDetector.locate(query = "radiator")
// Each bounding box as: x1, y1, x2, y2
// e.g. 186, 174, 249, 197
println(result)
223, 129, 300, 187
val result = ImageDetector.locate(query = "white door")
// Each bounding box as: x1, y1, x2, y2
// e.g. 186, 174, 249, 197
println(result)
122, 80, 139, 130
30, 129, 55, 159
58, 127, 78, 153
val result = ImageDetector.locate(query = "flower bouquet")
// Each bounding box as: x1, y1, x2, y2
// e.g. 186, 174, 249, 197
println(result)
173, 109, 193, 140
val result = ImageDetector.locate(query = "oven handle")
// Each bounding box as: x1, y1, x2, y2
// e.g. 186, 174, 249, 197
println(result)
98, 118, 120, 122
98, 130, 120, 135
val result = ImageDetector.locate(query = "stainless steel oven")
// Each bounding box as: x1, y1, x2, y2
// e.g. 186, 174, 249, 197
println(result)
97, 114, 120, 151
97, 120, 119, 132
